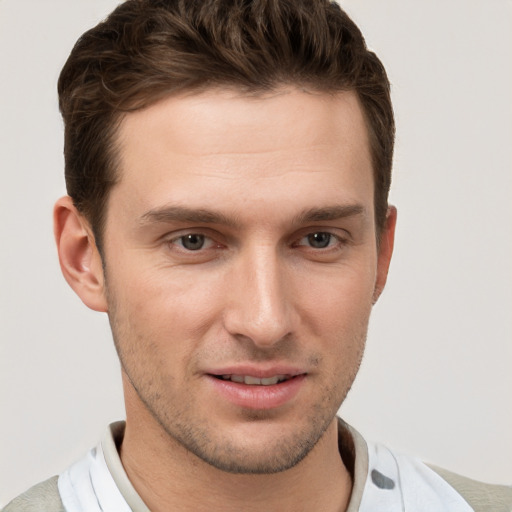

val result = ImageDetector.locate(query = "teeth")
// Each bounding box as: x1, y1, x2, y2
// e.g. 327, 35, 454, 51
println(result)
244, 375, 263, 385
220, 374, 289, 385
260, 376, 280, 385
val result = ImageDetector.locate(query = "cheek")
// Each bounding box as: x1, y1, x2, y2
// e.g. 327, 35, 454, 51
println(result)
108, 264, 224, 348
297, 261, 376, 333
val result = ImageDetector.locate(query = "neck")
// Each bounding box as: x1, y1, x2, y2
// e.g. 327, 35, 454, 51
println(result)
120, 414, 352, 512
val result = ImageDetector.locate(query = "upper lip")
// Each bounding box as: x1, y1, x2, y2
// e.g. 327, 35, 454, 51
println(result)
205, 365, 307, 378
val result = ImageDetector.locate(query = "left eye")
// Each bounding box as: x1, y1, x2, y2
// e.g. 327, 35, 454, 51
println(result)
299, 232, 337, 249
174, 234, 211, 251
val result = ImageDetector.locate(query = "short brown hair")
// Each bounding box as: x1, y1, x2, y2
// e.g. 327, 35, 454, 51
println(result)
58, 0, 394, 250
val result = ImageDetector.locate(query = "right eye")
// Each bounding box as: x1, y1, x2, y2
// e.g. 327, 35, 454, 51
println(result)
165, 231, 225, 261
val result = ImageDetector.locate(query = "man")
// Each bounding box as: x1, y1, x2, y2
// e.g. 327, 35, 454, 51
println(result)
3, 0, 511, 510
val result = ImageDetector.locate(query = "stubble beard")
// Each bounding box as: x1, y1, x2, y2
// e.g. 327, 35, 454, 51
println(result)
147, 380, 350, 475
106, 287, 367, 475
120, 362, 361, 475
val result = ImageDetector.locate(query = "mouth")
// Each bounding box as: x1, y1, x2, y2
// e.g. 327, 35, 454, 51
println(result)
205, 365, 307, 409
206, 371, 306, 409
212, 374, 298, 386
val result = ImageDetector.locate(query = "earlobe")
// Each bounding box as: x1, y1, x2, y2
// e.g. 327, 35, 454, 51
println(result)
54, 196, 108, 312
373, 206, 397, 304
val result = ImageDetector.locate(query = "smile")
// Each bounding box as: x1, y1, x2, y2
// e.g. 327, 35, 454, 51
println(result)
208, 373, 307, 409
217, 374, 292, 386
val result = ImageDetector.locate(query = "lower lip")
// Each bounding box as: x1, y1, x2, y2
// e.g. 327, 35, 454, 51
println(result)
206, 375, 306, 410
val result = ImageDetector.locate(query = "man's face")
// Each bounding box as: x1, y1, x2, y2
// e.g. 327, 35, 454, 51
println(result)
101, 88, 392, 473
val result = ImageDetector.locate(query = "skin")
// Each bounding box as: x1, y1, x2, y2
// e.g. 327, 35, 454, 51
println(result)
54, 87, 396, 511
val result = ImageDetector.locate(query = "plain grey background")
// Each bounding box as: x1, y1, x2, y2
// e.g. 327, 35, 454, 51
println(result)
1, 0, 511, 506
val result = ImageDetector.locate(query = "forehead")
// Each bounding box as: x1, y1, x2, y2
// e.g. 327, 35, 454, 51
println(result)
118, 87, 370, 159
111, 87, 374, 224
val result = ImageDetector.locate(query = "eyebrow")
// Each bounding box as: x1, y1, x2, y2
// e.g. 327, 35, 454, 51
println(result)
292, 204, 366, 224
139, 203, 366, 228
140, 206, 240, 227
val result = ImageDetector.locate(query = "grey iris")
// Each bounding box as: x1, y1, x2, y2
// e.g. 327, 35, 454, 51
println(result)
308, 232, 331, 248
181, 234, 205, 250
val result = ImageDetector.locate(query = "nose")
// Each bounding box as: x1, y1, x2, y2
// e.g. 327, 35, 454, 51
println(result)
223, 244, 296, 348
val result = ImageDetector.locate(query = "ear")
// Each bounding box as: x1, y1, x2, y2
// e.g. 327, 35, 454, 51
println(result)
54, 196, 108, 312
373, 206, 397, 304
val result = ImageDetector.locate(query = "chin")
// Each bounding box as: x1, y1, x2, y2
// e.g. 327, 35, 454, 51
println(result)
165, 410, 336, 475
190, 435, 318, 475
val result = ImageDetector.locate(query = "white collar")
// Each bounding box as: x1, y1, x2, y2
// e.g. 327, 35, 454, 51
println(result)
58, 419, 473, 512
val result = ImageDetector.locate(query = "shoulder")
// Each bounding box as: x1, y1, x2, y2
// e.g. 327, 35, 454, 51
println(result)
428, 465, 512, 512
1, 476, 65, 512
344, 419, 512, 512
